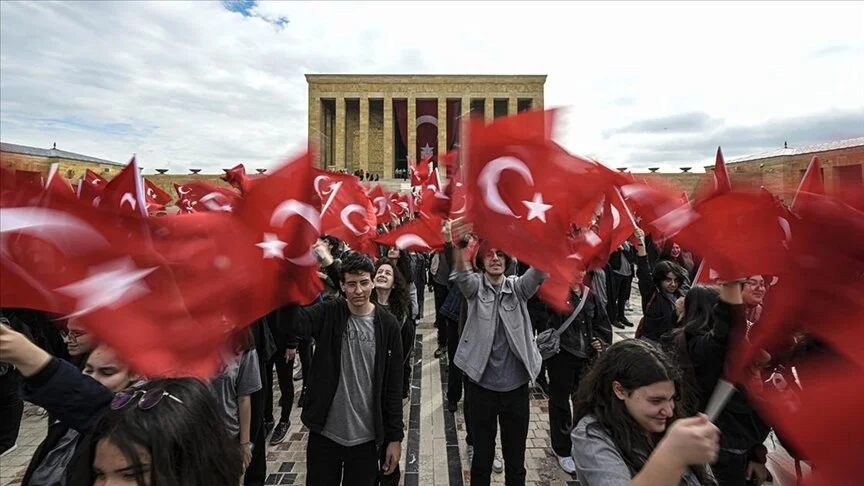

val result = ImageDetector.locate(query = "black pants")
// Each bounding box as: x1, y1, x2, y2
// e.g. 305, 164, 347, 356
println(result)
0, 371, 23, 454
432, 282, 449, 347
713, 449, 750, 486
465, 381, 530, 486
264, 353, 295, 424
244, 349, 270, 485
306, 432, 381, 486
606, 271, 633, 324
545, 351, 587, 457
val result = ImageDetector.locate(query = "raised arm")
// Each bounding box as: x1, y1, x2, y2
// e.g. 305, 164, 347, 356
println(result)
514, 267, 548, 301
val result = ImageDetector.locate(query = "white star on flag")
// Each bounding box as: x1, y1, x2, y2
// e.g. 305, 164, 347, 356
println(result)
55, 257, 158, 319
256, 232, 288, 259
420, 143, 434, 160
522, 192, 553, 223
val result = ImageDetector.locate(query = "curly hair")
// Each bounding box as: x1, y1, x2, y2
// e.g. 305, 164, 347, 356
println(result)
339, 252, 375, 282
572, 339, 715, 485
371, 259, 411, 325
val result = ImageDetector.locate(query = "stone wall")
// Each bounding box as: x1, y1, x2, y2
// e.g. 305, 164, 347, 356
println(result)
0, 152, 123, 181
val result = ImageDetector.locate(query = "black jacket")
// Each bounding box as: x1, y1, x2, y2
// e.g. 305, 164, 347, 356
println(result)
20, 358, 113, 486
685, 301, 771, 451
546, 289, 611, 358
636, 254, 680, 341
282, 299, 405, 447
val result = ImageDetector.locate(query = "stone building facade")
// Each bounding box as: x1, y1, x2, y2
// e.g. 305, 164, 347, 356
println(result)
306, 74, 546, 177
0, 142, 124, 181
718, 137, 864, 199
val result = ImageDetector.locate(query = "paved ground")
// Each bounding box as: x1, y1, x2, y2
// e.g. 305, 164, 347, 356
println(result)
1, 280, 800, 485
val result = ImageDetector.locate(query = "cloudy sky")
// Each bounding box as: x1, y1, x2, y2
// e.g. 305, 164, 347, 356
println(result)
1, 0, 862, 174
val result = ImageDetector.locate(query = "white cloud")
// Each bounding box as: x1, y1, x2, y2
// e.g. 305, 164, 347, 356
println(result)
1, 0, 863, 174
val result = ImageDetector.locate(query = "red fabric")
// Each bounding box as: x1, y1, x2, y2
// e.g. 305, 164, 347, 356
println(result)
416, 99, 438, 163
410, 157, 431, 187
791, 156, 824, 211
367, 184, 393, 224
727, 193, 864, 485
173, 182, 239, 214
390, 192, 409, 218
234, 152, 324, 307
374, 215, 445, 252
143, 179, 172, 213
446, 100, 461, 149
311, 168, 358, 212
393, 99, 407, 146
0, 183, 283, 378
464, 109, 608, 311
44, 170, 75, 197
98, 158, 149, 217
318, 175, 378, 256
222, 164, 257, 194
77, 169, 108, 206
15, 170, 42, 190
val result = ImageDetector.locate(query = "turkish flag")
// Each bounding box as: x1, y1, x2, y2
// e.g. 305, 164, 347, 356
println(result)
173, 182, 239, 214
0, 183, 282, 378
311, 168, 357, 211
15, 170, 42, 190
222, 164, 254, 194
374, 215, 444, 252
416, 100, 438, 163
791, 156, 824, 211
389, 192, 408, 218
691, 147, 733, 203
44, 165, 75, 197
725, 193, 864, 485
77, 169, 107, 206
319, 175, 378, 256
98, 157, 149, 216
143, 179, 172, 213
410, 156, 431, 187
464, 109, 607, 308
234, 152, 324, 307
367, 184, 393, 224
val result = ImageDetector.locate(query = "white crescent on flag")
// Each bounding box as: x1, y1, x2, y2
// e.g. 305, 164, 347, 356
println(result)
340, 204, 370, 235
395, 234, 432, 250
478, 156, 534, 218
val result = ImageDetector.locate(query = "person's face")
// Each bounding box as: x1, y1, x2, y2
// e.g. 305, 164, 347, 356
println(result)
742, 275, 766, 306
64, 319, 95, 357
387, 247, 400, 260
84, 346, 137, 393
573, 269, 587, 286
374, 264, 395, 290
341, 271, 374, 309
93, 439, 151, 486
670, 243, 681, 258
482, 249, 507, 277
614, 380, 676, 434
660, 272, 680, 294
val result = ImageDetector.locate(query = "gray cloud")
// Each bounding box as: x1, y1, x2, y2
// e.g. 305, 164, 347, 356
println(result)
618, 110, 864, 169
605, 112, 721, 137
810, 45, 861, 58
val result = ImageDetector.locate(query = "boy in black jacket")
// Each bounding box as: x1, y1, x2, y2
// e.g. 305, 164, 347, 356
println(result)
281, 248, 404, 486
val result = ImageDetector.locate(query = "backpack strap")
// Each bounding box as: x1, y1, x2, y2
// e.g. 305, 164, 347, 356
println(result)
553, 286, 590, 338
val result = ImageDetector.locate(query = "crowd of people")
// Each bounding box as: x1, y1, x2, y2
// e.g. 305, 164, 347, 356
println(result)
0, 208, 804, 486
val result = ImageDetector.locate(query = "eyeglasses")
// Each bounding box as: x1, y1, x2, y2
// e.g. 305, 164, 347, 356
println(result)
110, 387, 184, 411
60, 329, 88, 343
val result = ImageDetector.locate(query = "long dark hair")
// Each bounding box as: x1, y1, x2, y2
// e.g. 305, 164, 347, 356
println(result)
88, 378, 243, 486
652, 260, 688, 293
573, 340, 714, 485
386, 247, 415, 285
682, 286, 720, 336
371, 259, 411, 325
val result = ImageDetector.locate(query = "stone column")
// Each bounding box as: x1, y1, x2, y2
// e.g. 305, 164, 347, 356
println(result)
508, 97, 518, 116
359, 96, 369, 172
383, 96, 394, 178
307, 95, 321, 166
533, 93, 545, 110
484, 97, 494, 123
334, 96, 346, 169
437, 97, 448, 177
407, 96, 416, 163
